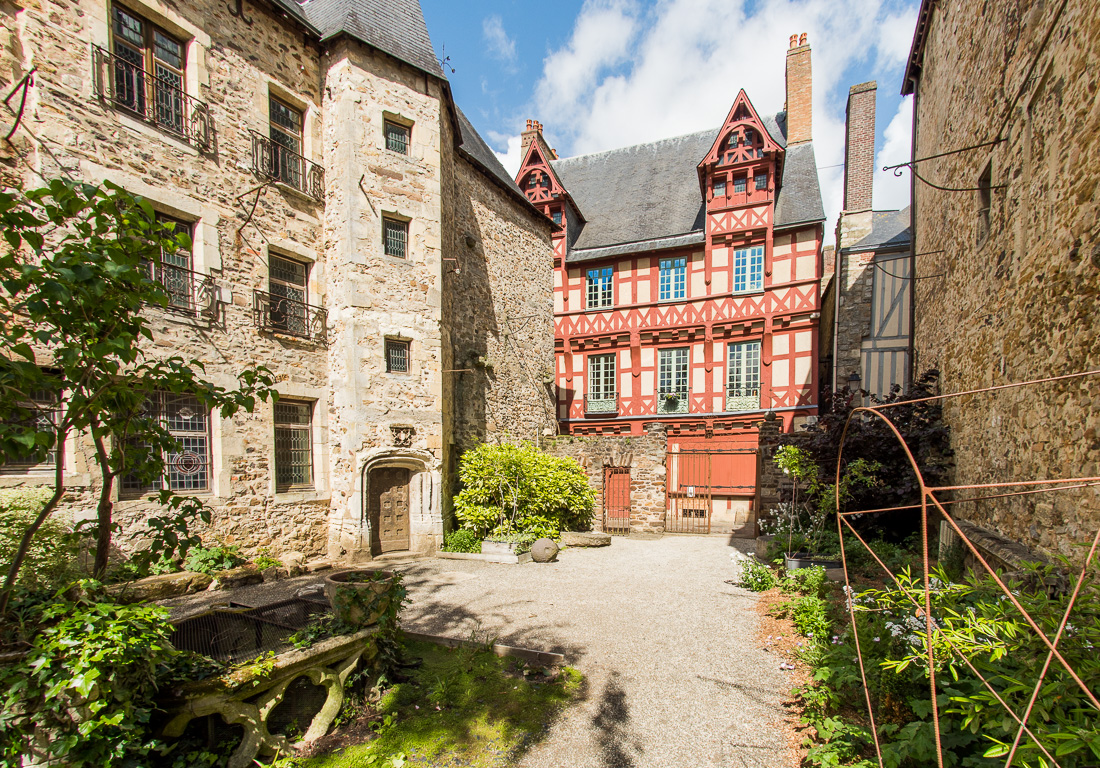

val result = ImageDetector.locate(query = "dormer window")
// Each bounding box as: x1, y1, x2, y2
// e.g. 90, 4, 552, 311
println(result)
723, 127, 765, 164
551, 209, 563, 226
755, 172, 767, 190
732, 176, 747, 194
713, 177, 726, 197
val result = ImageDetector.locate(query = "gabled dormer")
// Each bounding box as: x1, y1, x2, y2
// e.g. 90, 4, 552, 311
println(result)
515, 119, 582, 239
698, 91, 783, 213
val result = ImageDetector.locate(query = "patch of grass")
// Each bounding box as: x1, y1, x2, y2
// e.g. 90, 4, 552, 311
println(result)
296, 640, 582, 768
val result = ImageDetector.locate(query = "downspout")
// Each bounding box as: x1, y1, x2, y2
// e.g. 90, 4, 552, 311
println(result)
907, 89, 918, 385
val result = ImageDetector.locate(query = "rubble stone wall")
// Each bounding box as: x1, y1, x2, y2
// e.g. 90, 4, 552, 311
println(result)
910, 0, 1100, 563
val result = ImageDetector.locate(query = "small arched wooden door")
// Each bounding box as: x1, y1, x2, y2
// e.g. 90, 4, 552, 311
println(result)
369, 467, 410, 554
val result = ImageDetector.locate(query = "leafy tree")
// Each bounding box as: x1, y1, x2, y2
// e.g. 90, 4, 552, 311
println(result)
0, 180, 276, 611
453, 442, 595, 536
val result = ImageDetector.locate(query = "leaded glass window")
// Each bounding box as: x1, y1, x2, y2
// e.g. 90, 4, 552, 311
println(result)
274, 400, 313, 491
1, 388, 59, 473
269, 96, 303, 189
120, 392, 210, 496
110, 6, 185, 134
384, 120, 410, 154
733, 176, 747, 193
755, 172, 768, 190
384, 218, 408, 259
268, 254, 309, 335
586, 266, 613, 309
659, 257, 686, 301
727, 341, 761, 411
713, 177, 726, 197
733, 245, 764, 293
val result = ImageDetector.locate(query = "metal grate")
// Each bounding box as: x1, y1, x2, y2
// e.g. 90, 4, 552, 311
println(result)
603, 466, 631, 534
170, 597, 329, 662
384, 121, 409, 154
385, 339, 409, 372
274, 401, 313, 491
383, 218, 408, 259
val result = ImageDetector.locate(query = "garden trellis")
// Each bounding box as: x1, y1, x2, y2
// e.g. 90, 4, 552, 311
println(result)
834, 368, 1100, 768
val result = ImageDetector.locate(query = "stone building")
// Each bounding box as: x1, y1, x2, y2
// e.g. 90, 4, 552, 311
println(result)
821, 81, 913, 398
0, 0, 555, 561
902, 0, 1100, 561
516, 35, 825, 535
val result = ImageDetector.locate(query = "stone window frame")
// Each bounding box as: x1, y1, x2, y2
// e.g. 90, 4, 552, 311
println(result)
0, 383, 60, 475
90, 0, 210, 153
382, 213, 411, 260
382, 112, 414, 156
385, 338, 411, 374
118, 390, 213, 499
267, 383, 329, 503
262, 81, 321, 191
273, 397, 315, 493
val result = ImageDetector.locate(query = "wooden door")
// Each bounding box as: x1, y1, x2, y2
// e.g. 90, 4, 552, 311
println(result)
369, 467, 410, 554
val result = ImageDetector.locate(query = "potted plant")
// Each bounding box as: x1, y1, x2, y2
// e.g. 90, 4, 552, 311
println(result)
662, 392, 680, 411
324, 569, 398, 626
771, 445, 880, 570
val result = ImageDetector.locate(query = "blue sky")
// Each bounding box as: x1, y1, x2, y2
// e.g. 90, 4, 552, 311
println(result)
420, 0, 920, 233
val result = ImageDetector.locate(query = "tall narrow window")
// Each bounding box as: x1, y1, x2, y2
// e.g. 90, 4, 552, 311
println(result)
383, 217, 409, 259
110, 6, 185, 134
268, 254, 309, 336
586, 266, 613, 309
149, 212, 194, 311
657, 347, 689, 413
659, 257, 686, 301
727, 341, 761, 411
733, 245, 764, 293
120, 392, 210, 496
977, 163, 992, 245
551, 209, 563, 226
269, 96, 304, 189
274, 400, 313, 491
1, 388, 59, 473
586, 353, 616, 413
385, 339, 410, 373
384, 120, 410, 154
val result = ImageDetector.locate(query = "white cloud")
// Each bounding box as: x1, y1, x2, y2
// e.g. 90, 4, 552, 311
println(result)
875, 8, 920, 72
482, 15, 517, 64
873, 95, 913, 211
530, 0, 920, 235
491, 133, 524, 177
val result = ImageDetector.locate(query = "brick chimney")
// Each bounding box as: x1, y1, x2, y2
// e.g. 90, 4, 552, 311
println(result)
785, 33, 812, 146
843, 81, 877, 212
521, 119, 545, 159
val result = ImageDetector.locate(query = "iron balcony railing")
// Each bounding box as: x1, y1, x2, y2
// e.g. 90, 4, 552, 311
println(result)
253, 289, 328, 344
657, 391, 689, 414
726, 386, 761, 412
250, 130, 324, 202
91, 45, 212, 150
143, 261, 218, 319
584, 393, 618, 415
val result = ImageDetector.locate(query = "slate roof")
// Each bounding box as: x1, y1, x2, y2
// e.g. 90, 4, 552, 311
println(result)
454, 107, 528, 199
849, 207, 912, 251
301, 0, 443, 78
550, 112, 823, 258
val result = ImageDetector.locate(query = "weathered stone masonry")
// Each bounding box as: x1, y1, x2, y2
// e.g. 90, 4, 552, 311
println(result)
0, 0, 555, 561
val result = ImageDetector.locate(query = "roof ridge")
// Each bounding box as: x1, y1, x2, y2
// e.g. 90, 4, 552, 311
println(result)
552, 127, 721, 165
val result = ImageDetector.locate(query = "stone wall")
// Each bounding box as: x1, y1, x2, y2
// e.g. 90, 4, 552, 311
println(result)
543, 422, 668, 533
0, 1, 556, 565
910, 0, 1100, 563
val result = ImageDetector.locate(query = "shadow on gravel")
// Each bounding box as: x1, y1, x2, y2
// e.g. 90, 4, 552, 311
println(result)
593, 671, 640, 768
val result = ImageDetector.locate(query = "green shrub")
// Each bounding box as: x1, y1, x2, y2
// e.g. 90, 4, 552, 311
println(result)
0, 487, 83, 593
781, 565, 827, 597
252, 554, 281, 572
0, 589, 181, 766
736, 558, 778, 591
453, 442, 595, 537
183, 544, 245, 574
441, 529, 482, 553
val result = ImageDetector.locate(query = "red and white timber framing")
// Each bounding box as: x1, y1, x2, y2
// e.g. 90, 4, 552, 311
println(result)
517, 92, 823, 439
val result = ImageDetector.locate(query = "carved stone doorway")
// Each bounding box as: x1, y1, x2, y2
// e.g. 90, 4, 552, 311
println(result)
369, 467, 410, 555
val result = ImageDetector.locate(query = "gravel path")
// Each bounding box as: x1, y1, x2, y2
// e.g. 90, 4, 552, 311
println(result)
396, 536, 796, 768
162, 536, 797, 767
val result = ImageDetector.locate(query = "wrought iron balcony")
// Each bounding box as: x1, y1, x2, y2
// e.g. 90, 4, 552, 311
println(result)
253, 290, 328, 344
584, 394, 619, 415
91, 45, 212, 150
657, 391, 689, 414
250, 130, 324, 202
143, 261, 218, 319
726, 387, 761, 412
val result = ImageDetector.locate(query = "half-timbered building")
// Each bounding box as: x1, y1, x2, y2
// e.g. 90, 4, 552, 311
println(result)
516, 35, 826, 533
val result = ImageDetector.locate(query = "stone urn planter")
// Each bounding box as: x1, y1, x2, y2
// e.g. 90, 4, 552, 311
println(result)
784, 553, 842, 570
481, 540, 521, 556
324, 570, 396, 626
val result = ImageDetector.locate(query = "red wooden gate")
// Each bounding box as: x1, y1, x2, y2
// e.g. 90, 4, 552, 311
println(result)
603, 466, 631, 534
665, 451, 713, 533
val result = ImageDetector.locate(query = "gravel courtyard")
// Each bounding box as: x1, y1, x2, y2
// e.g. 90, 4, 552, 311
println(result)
394, 535, 797, 768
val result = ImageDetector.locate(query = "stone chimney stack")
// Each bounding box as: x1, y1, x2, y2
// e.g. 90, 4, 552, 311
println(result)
521, 119, 545, 159
843, 81, 877, 212
785, 33, 812, 146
